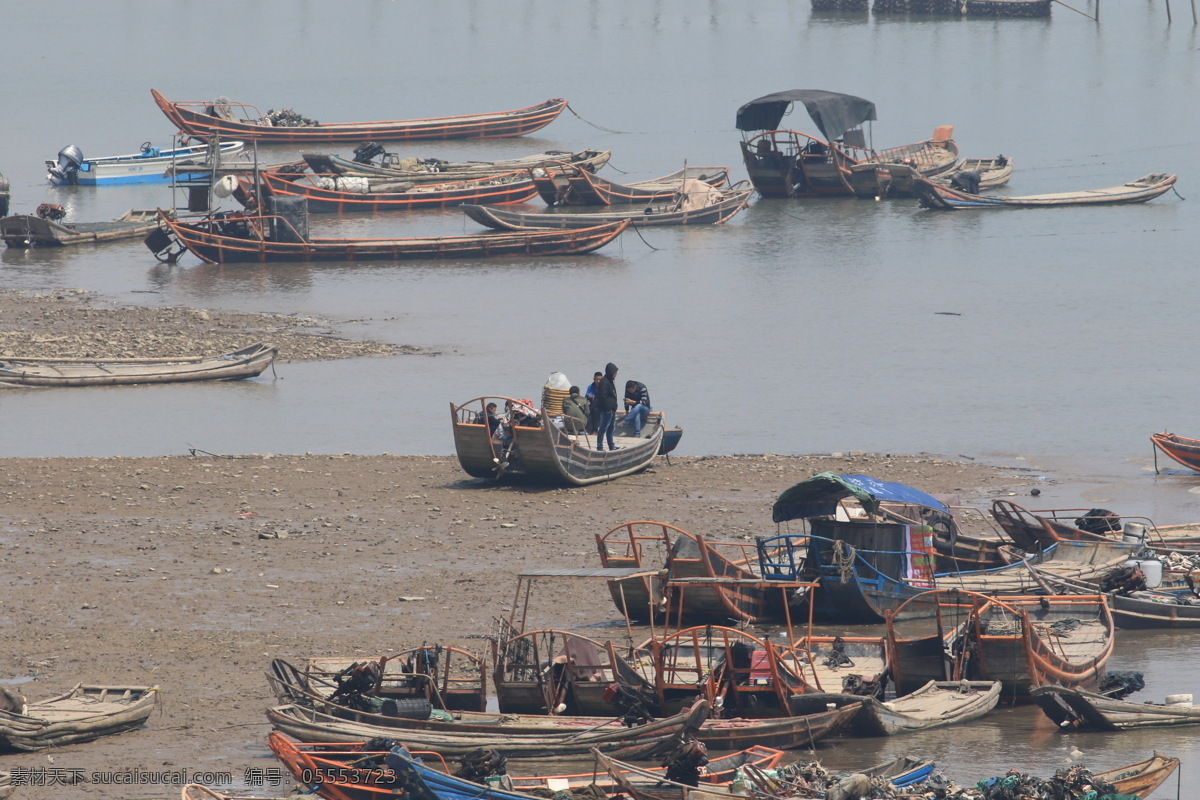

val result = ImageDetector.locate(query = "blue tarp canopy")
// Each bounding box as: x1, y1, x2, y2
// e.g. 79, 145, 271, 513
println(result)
771, 472, 948, 523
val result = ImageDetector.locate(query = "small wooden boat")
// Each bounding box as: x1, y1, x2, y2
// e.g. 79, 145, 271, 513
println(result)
846, 680, 1001, 736
992, 497, 1200, 558
886, 590, 1114, 702
450, 395, 662, 486
304, 148, 610, 183
861, 155, 1014, 198
690, 702, 861, 750
0, 684, 159, 751
266, 700, 709, 759
1, 208, 166, 248
1032, 685, 1200, 731
1151, 431, 1200, 473
461, 183, 753, 230
1095, 752, 1181, 798
270, 646, 488, 713
1109, 589, 1200, 629
268, 732, 785, 800
260, 169, 539, 213
45, 140, 245, 186
535, 165, 731, 206
0, 342, 276, 388
152, 89, 567, 144
915, 172, 1177, 210
150, 213, 628, 265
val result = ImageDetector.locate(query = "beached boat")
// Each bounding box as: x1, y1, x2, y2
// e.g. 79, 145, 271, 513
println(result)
269, 646, 488, 713
535, 165, 732, 206
1151, 431, 1200, 473
914, 172, 1177, 209
152, 90, 568, 143
0, 342, 276, 388
845, 680, 1001, 736
259, 169, 539, 213
1, 207, 166, 248
491, 629, 656, 717
736, 90, 961, 198
885, 590, 1113, 702
1032, 685, 1200, 731
0, 684, 159, 751
149, 212, 628, 265
303, 148, 610, 183
45, 140, 245, 186
461, 182, 753, 230
450, 396, 663, 486
267, 699, 708, 759
268, 732, 784, 800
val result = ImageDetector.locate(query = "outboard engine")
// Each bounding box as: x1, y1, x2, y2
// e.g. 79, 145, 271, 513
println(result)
47, 145, 85, 186
352, 141, 385, 164
949, 169, 981, 194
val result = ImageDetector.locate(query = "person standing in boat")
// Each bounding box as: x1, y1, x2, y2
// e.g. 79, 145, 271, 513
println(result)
623, 379, 651, 438
595, 363, 619, 451
584, 371, 603, 434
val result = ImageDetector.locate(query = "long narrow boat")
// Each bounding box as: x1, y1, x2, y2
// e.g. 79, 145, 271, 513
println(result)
268, 732, 785, 800
266, 700, 708, 760
1032, 685, 1200, 731
151, 89, 568, 143
991, 498, 1200, 559
858, 155, 1014, 198
885, 590, 1114, 702
1150, 431, 1200, 473
540, 166, 732, 206
0, 684, 159, 750
0, 342, 276, 388
304, 148, 610, 183
736, 90, 961, 198
450, 395, 662, 486
1, 208, 165, 248
846, 680, 1001, 736
45, 140, 245, 186
150, 213, 628, 264
259, 169, 538, 213
914, 172, 1177, 210
461, 184, 753, 230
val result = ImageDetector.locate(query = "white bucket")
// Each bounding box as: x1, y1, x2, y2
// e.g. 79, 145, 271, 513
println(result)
1125, 558, 1163, 589
1122, 521, 1148, 544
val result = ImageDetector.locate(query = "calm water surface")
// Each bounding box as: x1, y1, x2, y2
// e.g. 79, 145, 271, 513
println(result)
1, 1, 1199, 792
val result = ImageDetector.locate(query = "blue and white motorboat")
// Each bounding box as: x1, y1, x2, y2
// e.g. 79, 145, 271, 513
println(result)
46, 140, 245, 186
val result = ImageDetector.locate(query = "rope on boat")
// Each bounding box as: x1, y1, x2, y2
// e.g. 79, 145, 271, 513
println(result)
1173, 184, 1187, 200
565, 104, 642, 135
630, 225, 661, 251
186, 444, 260, 459
1051, 0, 1098, 21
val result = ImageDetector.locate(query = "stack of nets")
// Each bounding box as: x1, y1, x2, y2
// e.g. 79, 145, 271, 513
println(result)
261, 107, 320, 127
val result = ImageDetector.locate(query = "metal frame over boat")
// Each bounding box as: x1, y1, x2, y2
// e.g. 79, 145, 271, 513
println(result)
0, 342, 276, 388
914, 172, 1177, 209
0, 684, 159, 751
1, 208, 166, 248
151, 213, 628, 264
461, 183, 753, 230
259, 169, 539, 213
450, 396, 663, 486
152, 89, 568, 143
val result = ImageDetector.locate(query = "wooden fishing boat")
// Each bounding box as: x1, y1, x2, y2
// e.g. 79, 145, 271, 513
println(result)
150, 212, 628, 264
845, 680, 1001, 736
1032, 685, 1200, 731
690, 703, 861, 750
304, 148, 610, 183
450, 395, 662, 486
151, 89, 568, 143
914, 172, 1177, 210
45, 139, 245, 186
0, 683, 159, 751
595, 521, 675, 621
736, 90, 961, 198
1, 208, 166, 247
885, 590, 1113, 702
845, 134, 966, 198
491, 629, 656, 717
536, 165, 731, 206
1095, 752, 1181, 798
1109, 589, 1200, 629
266, 700, 709, 759
992, 498, 1200, 559
1151, 431, 1200, 473
259, 169, 539, 213
461, 183, 753, 230
268, 732, 785, 800
270, 646, 488, 713
859, 155, 1014, 198
0, 342, 276, 388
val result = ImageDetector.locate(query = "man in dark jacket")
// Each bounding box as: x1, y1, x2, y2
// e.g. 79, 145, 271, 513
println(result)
595, 362, 619, 450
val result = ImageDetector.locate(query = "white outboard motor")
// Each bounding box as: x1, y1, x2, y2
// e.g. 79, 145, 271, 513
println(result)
47, 145, 85, 186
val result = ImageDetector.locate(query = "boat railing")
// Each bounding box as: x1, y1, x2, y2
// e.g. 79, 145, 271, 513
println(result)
173, 96, 265, 124
756, 534, 807, 580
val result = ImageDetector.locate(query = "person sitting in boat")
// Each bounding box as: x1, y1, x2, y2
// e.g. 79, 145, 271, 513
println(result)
623, 379, 651, 438
561, 386, 589, 433
476, 402, 501, 434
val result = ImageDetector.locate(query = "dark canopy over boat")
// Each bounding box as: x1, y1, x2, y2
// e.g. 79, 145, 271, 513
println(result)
735, 90, 877, 139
